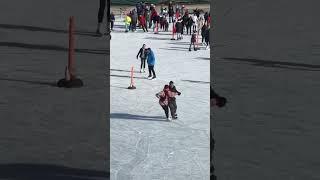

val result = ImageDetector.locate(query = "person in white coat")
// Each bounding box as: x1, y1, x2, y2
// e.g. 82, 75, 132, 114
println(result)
192, 14, 198, 32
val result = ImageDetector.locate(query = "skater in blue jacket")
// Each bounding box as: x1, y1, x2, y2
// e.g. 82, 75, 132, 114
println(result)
146, 48, 156, 79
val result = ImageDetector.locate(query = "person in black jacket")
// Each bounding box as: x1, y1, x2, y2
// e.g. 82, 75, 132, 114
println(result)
175, 19, 183, 40
110, 12, 115, 31
168, 81, 181, 119
201, 23, 208, 45
181, 13, 189, 34
136, 44, 147, 73
168, 1, 174, 23
186, 16, 193, 35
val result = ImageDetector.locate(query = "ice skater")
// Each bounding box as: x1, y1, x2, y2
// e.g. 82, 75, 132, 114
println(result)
155, 85, 171, 120
201, 22, 208, 45
136, 44, 147, 73
124, 14, 131, 32
168, 81, 181, 119
189, 30, 197, 51
138, 15, 148, 32
175, 19, 183, 40
204, 27, 210, 50
110, 12, 115, 31
146, 48, 156, 80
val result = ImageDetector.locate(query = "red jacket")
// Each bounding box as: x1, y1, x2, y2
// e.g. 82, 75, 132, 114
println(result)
139, 15, 146, 26
151, 10, 158, 21
156, 91, 168, 106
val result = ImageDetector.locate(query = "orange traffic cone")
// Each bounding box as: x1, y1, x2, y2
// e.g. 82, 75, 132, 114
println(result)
128, 66, 136, 89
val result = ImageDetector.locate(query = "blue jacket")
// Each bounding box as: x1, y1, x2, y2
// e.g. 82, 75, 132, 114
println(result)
147, 50, 155, 65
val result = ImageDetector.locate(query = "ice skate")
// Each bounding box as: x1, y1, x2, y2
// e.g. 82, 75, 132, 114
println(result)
167, 117, 172, 121
147, 75, 153, 80
151, 76, 157, 80
140, 69, 143, 73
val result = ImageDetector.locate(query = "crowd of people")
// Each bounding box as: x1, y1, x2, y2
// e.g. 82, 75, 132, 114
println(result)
111, 1, 211, 51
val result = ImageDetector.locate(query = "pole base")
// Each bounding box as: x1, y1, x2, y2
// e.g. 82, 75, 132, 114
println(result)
57, 78, 83, 88
128, 85, 136, 89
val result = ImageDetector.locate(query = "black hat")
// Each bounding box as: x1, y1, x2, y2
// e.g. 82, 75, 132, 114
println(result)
169, 81, 174, 84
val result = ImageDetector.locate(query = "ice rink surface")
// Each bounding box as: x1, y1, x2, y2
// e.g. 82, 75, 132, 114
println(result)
212, 0, 320, 179
0, 1, 108, 179
110, 15, 211, 179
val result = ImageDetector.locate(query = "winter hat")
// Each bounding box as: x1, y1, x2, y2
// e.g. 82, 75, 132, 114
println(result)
164, 85, 169, 89
169, 81, 174, 85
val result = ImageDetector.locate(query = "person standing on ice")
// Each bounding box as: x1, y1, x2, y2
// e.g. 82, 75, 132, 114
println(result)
146, 48, 156, 80
204, 27, 210, 50
192, 14, 198, 32
168, 1, 174, 23
131, 9, 138, 32
136, 44, 147, 73
189, 30, 197, 51
110, 12, 115, 31
186, 15, 193, 35
175, 18, 183, 40
96, 0, 106, 35
138, 14, 148, 32
155, 85, 171, 120
168, 81, 181, 119
124, 13, 131, 32
201, 22, 208, 45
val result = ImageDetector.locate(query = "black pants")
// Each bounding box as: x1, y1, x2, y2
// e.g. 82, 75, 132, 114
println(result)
189, 42, 196, 50
111, 21, 114, 30
186, 26, 192, 35
192, 25, 197, 32
181, 24, 185, 34
142, 25, 148, 32
131, 20, 137, 31
205, 38, 210, 46
140, 58, 146, 69
148, 65, 156, 77
168, 98, 177, 117
98, 0, 106, 23
169, 16, 174, 23
161, 105, 169, 118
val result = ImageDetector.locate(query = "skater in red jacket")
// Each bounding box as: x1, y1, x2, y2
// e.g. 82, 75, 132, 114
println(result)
138, 15, 148, 32
156, 85, 170, 120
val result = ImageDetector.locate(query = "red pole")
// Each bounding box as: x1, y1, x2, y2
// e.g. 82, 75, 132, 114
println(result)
68, 16, 75, 80
171, 22, 176, 40
155, 22, 159, 33
130, 66, 134, 86
196, 33, 199, 49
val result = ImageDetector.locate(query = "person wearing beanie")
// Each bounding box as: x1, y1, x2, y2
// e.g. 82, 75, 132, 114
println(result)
168, 81, 181, 119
